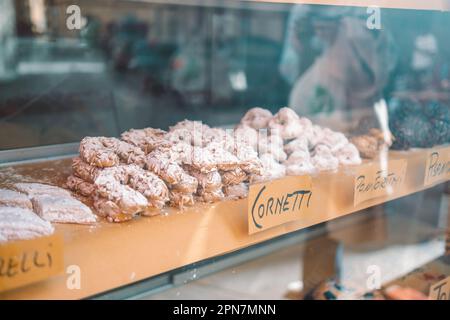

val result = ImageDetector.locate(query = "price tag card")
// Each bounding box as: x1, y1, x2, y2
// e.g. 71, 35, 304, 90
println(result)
429, 276, 450, 300
354, 159, 407, 206
248, 175, 312, 234
424, 146, 450, 186
0, 234, 64, 293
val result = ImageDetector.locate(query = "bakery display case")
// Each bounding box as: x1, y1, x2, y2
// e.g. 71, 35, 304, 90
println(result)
0, 0, 449, 300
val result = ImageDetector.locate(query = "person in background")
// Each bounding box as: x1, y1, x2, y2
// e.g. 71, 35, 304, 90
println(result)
280, 5, 397, 119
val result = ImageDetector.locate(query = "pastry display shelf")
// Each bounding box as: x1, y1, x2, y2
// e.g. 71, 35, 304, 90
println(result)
0, 147, 448, 299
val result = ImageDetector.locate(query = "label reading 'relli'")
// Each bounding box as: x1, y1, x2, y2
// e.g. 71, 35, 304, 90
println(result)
0, 234, 64, 293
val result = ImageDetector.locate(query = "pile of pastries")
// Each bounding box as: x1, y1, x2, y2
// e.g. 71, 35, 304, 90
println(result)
66, 107, 362, 223
0, 183, 97, 243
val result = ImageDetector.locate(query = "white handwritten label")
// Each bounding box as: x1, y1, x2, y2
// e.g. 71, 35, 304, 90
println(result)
429, 276, 450, 300
354, 159, 407, 206
0, 234, 64, 292
424, 147, 450, 186
248, 176, 312, 234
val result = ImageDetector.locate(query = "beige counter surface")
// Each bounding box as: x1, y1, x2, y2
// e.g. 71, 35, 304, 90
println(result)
0, 148, 447, 299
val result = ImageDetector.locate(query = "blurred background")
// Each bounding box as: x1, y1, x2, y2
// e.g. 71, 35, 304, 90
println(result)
0, 0, 449, 151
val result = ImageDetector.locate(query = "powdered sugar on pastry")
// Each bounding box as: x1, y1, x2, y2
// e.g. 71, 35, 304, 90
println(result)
234, 125, 258, 149
169, 191, 195, 209
335, 143, 362, 166
0, 189, 33, 210
100, 137, 146, 168
125, 165, 169, 207
234, 144, 263, 175
284, 137, 309, 155
94, 173, 148, 218
79, 137, 119, 167
0, 207, 54, 243
31, 195, 97, 225
197, 188, 224, 203
250, 153, 286, 183
171, 173, 199, 194
220, 168, 247, 186
14, 182, 71, 197
268, 107, 302, 140
66, 175, 96, 197
92, 196, 131, 223
240, 107, 272, 130
223, 183, 248, 200
72, 157, 101, 183
187, 169, 222, 191
146, 150, 186, 184
121, 128, 169, 154
311, 144, 339, 171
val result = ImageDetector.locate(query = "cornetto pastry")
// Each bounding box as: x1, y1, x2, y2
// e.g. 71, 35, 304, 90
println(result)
166, 128, 202, 147
350, 128, 393, 159
206, 142, 241, 171
94, 173, 148, 220
185, 168, 221, 192
285, 163, 316, 176
223, 183, 248, 200
334, 143, 362, 165
240, 107, 273, 130
234, 144, 263, 175
234, 125, 258, 149
258, 132, 284, 148
0, 206, 54, 243
146, 150, 186, 185
268, 107, 302, 140
284, 137, 309, 155
125, 165, 169, 209
66, 175, 96, 197
259, 148, 287, 163
169, 191, 195, 209
311, 144, 339, 171
251, 153, 286, 183
283, 150, 316, 176
196, 188, 224, 203
168, 172, 198, 194
202, 127, 234, 149
121, 128, 169, 154
92, 196, 130, 223
258, 133, 287, 163
220, 167, 247, 186
79, 137, 120, 168
14, 182, 72, 197
72, 157, 101, 183
0, 189, 33, 210
180, 146, 218, 173
31, 195, 97, 225
169, 119, 210, 137
315, 128, 350, 153
100, 137, 146, 168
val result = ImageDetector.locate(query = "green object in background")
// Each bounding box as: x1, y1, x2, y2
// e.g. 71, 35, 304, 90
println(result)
308, 85, 335, 115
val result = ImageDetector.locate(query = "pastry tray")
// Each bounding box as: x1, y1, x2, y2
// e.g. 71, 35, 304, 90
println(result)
0, 147, 447, 299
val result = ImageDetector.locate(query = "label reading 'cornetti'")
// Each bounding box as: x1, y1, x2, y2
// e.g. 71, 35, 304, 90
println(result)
354, 159, 407, 206
424, 147, 450, 186
248, 176, 312, 234
0, 234, 64, 293
429, 276, 450, 300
